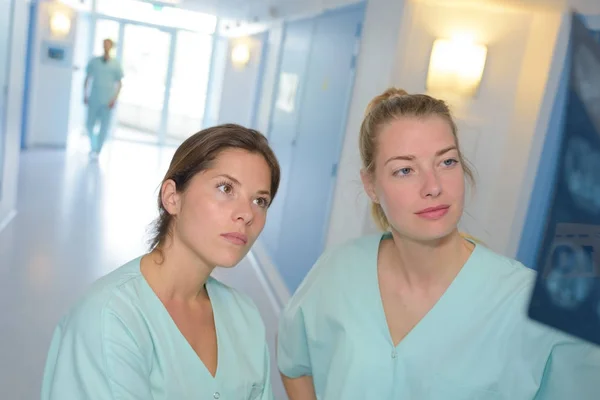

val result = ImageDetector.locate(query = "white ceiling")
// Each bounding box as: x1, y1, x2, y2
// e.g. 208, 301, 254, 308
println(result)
415, 0, 600, 13
174, 0, 600, 24
177, 0, 359, 22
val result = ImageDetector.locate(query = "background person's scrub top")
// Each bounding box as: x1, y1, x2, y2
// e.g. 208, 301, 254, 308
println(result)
85, 56, 123, 153
278, 233, 600, 399
86, 56, 123, 106
41, 257, 273, 400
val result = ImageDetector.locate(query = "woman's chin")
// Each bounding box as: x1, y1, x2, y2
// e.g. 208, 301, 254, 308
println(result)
392, 223, 459, 244
213, 251, 248, 269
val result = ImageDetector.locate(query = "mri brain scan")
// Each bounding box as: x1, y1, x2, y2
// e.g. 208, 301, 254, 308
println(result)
564, 136, 600, 216
573, 44, 600, 133
545, 241, 596, 310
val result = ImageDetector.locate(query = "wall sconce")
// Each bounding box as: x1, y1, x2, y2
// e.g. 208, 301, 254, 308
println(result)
231, 43, 251, 67
49, 10, 72, 38
426, 36, 487, 97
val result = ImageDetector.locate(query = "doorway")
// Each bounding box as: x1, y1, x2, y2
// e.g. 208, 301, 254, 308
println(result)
261, 3, 366, 293
85, 1, 216, 146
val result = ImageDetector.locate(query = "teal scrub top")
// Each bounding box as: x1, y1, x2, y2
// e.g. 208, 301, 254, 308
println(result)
277, 233, 600, 399
41, 257, 273, 400
86, 56, 124, 105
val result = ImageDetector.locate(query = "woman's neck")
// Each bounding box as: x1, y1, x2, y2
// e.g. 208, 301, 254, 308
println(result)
384, 230, 474, 289
141, 235, 214, 304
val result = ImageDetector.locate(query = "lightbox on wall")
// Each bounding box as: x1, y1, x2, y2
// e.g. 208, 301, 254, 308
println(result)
426, 35, 487, 97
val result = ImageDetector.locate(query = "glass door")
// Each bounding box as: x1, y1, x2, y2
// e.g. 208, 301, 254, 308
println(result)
89, 2, 217, 147
166, 30, 213, 142
115, 24, 171, 143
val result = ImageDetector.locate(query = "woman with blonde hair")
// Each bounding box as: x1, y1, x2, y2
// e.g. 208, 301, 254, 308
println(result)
277, 88, 600, 399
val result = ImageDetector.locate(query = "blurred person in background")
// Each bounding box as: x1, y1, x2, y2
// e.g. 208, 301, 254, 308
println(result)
84, 38, 123, 159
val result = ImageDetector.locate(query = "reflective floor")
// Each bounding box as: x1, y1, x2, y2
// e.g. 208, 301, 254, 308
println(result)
0, 137, 286, 399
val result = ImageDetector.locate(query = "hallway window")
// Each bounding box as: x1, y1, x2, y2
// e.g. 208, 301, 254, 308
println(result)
95, 0, 217, 34
117, 24, 171, 136
166, 31, 213, 140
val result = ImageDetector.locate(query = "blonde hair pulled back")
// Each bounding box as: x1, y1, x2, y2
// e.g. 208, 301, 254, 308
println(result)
359, 88, 475, 231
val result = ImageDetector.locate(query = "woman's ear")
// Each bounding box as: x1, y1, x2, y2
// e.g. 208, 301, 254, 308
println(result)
161, 179, 180, 216
360, 169, 378, 204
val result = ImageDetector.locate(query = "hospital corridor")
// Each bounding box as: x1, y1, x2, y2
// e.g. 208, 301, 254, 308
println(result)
2, 0, 600, 399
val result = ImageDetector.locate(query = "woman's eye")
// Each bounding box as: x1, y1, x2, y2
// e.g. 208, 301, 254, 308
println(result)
254, 197, 270, 208
443, 158, 458, 167
217, 183, 233, 194
394, 167, 412, 176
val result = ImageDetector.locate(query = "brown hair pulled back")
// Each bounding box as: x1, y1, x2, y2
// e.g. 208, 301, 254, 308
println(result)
148, 124, 280, 251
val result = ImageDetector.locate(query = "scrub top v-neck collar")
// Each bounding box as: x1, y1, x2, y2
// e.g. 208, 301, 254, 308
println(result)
138, 263, 224, 382
370, 233, 481, 354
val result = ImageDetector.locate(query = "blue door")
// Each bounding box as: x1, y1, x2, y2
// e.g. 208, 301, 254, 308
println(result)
263, 3, 365, 293
260, 18, 314, 260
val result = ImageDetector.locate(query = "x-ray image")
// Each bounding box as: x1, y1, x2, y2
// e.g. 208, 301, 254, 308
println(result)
573, 44, 600, 135
528, 13, 600, 346
543, 224, 598, 311
563, 136, 600, 216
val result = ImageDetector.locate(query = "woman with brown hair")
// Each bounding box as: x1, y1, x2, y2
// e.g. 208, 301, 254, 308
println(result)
42, 124, 280, 400
277, 88, 600, 399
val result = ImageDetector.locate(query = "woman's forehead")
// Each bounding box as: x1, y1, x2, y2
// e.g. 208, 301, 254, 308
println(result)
376, 117, 456, 157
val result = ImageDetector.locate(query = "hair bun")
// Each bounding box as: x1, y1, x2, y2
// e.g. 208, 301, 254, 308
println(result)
364, 87, 409, 116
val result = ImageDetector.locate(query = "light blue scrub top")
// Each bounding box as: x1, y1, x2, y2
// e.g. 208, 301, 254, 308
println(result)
278, 233, 600, 399
86, 56, 124, 105
42, 257, 273, 400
